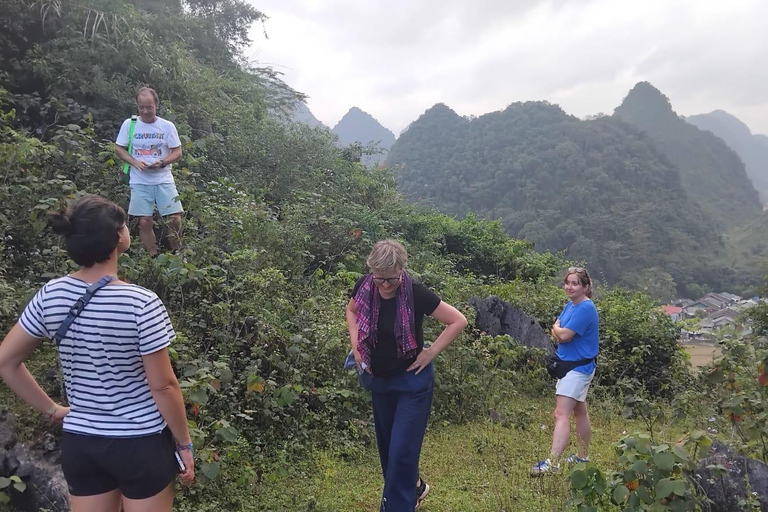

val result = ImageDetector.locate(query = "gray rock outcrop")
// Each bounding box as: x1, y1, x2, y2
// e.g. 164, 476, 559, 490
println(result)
694, 441, 768, 511
0, 411, 69, 511
469, 295, 553, 352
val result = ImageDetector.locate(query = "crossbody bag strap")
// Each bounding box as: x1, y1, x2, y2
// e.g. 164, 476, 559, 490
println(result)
53, 275, 116, 345
122, 115, 138, 178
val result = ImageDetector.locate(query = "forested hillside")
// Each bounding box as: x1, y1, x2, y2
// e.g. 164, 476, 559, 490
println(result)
687, 109, 768, 204
614, 83, 761, 229
387, 99, 735, 296
332, 106, 396, 166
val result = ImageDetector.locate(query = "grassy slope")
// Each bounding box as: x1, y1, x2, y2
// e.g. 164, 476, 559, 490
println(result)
252, 397, 687, 512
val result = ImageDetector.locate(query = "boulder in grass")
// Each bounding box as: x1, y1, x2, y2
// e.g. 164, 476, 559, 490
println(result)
693, 441, 768, 511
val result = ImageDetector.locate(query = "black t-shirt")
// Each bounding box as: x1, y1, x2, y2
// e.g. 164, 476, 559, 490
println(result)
351, 276, 441, 377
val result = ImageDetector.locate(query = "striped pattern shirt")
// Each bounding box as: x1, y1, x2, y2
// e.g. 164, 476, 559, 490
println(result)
19, 276, 175, 437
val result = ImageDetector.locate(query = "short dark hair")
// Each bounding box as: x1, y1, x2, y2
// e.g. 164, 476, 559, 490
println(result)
49, 195, 127, 267
136, 86, 159, 106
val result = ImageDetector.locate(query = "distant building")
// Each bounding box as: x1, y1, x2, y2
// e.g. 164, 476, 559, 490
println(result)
683, 302, 710, 317
704, 308, 741, 329
662, 305, 683, 321
679, 292, 754, 329
719, 292, 743, 303
672, 298, 695, 308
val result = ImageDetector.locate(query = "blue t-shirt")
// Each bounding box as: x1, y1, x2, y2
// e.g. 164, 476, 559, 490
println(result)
556, 299, 599, 374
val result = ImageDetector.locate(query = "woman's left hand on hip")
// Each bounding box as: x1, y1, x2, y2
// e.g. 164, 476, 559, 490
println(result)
407, 347, 435, 374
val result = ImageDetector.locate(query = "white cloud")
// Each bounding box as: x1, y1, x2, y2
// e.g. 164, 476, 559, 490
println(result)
247, 0, 768, 135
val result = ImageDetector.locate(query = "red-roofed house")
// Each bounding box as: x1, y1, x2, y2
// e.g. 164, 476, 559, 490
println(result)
662, 305, 683, 321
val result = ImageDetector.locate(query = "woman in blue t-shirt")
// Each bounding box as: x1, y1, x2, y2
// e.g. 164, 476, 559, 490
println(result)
532, 266, 599, 475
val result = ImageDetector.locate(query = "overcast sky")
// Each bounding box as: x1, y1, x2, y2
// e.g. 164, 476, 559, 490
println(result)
247, 0, 768, 137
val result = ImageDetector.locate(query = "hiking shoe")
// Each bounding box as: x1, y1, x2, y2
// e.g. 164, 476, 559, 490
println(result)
415, 478, 430, 509
531, 458, 559, 475
565, 454, 590, 464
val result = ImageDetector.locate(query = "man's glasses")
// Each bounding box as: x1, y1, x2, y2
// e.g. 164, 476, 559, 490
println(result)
372, 276, 401, 286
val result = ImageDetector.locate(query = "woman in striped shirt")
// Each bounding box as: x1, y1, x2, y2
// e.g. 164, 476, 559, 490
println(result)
0, 195, 194, 511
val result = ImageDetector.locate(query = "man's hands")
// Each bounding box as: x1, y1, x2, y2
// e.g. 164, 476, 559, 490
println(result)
132, 158, 148, 172
131, 158, 166, 171
146, 158, 165, 169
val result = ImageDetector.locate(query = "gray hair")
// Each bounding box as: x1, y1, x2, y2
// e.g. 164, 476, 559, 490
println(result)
136, 87, 159, 106
366, 239, 408, 272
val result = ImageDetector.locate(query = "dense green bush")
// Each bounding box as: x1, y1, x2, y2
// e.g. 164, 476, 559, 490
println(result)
596, 289, 690, 397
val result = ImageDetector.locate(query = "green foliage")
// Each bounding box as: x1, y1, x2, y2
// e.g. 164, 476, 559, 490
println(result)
619, 267, 677, 304
597, 289, 690, 397
568, 462, 610, 511
621, 392, 668, 444
0, 474, 26, 505
569, 431, 711, 512
703, 331, 768, 462
0, 2, 567, 500
609, 431, 710, 511
388, 98, 737, 295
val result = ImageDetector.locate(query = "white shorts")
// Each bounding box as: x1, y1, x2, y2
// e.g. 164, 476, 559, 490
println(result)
556, 370, 595, 402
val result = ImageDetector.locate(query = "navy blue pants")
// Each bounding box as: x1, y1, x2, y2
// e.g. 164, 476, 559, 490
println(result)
361, 363, 434, 512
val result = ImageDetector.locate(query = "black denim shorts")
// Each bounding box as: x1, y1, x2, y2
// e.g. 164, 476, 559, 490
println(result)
61, 427, 177, 499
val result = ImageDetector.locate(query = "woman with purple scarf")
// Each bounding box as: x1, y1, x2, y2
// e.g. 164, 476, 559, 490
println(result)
346, 239, 467, 511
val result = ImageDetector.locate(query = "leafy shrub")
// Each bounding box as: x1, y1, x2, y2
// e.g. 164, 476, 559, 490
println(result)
703, 331, 768, 462
597, 289, 690, 397
569, 431, 712, 512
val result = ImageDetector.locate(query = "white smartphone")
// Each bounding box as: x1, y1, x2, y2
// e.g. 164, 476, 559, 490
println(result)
174, 451, 186, 472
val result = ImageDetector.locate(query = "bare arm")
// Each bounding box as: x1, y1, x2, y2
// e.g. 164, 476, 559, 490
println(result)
0, 324, 68, 422
143, 348, 194, 483
147, 145, 183, 169
114, 144, 147, 171
165, 146, 183, 165
551, 318, 576, 343
407, 301, 468, 374
143, 348, 191, 444
345, 298, 358, 352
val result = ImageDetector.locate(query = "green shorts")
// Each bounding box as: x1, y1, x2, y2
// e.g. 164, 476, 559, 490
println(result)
128, 183, 183, 217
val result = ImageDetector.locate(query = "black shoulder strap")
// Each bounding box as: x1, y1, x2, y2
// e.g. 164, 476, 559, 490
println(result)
53, 276, 116, 345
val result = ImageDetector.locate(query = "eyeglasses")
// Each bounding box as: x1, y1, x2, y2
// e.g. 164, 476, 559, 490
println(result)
372, 275, 401, 286
567, 266, 586, 273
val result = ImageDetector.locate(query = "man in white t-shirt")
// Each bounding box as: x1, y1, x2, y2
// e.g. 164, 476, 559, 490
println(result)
115, 87, 183, 256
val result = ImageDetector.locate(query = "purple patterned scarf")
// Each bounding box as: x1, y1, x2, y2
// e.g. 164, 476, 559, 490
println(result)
354, 270, 418, 371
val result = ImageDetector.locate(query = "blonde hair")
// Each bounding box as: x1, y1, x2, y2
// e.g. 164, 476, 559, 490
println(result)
366, 239, 408, 272
564, 266, 593, 298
